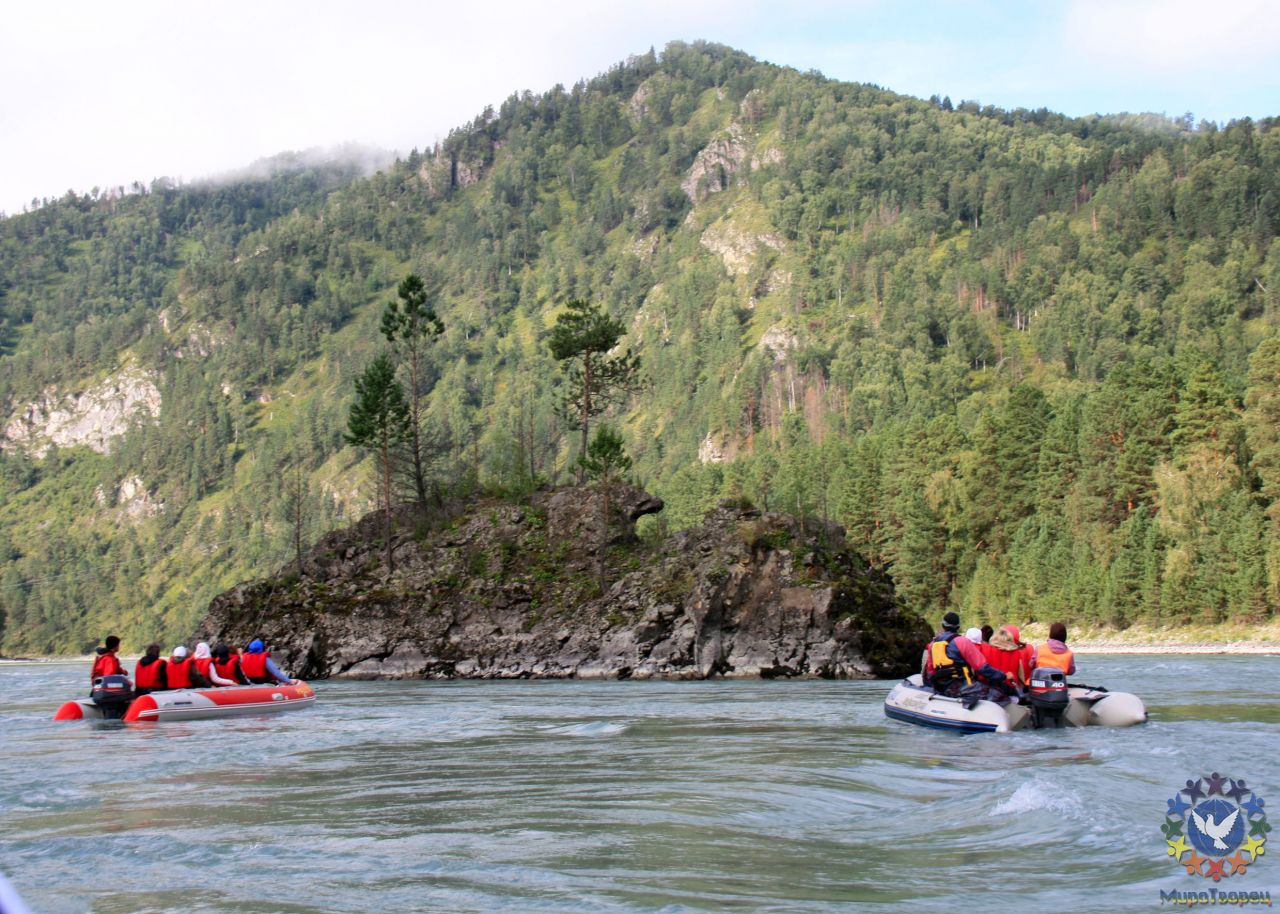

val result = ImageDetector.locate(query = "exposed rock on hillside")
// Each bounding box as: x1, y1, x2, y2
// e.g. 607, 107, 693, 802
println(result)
700, 218, 785, 277
682, 127, 751, 202
1, 365, 161, 457
197, 485, 927, 681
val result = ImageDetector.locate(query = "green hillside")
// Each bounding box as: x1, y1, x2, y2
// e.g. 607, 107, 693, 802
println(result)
2, 41, 1279, 654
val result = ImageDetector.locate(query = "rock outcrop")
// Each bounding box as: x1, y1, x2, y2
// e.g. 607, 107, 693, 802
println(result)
681, 127, 751, 202
197, 485, 928, 681
2, 365, 162, 457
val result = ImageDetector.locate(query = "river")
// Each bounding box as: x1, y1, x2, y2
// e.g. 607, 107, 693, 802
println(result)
1, 655, 1277, 913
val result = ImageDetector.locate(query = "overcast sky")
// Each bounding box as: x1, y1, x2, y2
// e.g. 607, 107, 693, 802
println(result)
3, 0, 1278, 216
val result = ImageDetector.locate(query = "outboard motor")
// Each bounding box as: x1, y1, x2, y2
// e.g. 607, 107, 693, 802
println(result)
91, 674, 135, 720
1027, 667, 1070, 729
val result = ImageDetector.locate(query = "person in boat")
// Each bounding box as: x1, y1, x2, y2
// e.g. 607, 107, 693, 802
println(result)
1034, 622, 1076, 676
193, 642, 238, 687
980, 624, 994, 644
165, 645, 209, 689
979, 624, 1036, 695
240, 639, 295, 685
133, 644, 167, 695
211, 643, 249, 685
90, 635, 125, 683
922, 612, 1008, 705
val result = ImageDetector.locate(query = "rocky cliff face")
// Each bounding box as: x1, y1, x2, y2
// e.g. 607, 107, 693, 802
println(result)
197, 485, 928, 681
2, 365, 161, 457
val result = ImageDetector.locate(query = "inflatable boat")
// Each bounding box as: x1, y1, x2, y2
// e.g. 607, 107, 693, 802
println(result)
883, 673, 1147, 733
54, 676, 316, 723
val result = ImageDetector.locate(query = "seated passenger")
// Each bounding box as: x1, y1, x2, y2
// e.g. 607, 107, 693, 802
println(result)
239, 639, 295, 685
922, 612, 1008, 705
984, 625, 1036, 693
211, 643, 249, 685
1034, 622, 1076, 676
193, 642, 237, 687
90, 635, 126, 683
133, 644, 167, 695
165, 645, 208, 689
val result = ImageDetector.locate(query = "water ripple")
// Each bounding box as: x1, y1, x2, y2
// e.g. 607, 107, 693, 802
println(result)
2, 658, 1277, 913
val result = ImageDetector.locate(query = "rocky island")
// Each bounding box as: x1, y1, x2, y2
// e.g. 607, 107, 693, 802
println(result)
197, 485, 929, 680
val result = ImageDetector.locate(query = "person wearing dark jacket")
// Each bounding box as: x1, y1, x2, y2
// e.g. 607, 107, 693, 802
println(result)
133, 644, 167, 695
922, 612, 1008, 707
211, 644, 249, 685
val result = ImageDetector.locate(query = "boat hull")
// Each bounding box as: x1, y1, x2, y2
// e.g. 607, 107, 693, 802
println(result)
53, 682, 316, 722
884, 675, 1145, 733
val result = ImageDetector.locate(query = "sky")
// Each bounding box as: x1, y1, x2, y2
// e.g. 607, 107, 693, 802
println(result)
2, 0, 1279, 216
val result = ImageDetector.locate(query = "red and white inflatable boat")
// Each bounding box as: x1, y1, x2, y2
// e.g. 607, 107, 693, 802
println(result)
54, 680, 316, 722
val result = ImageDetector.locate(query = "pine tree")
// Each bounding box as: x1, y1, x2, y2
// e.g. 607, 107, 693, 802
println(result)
381, 273, 445, 513
579, 424, 633, 587
1173, 359, 1238, 460
548, 299, 641, 481
344, 354, 410, 573
1244, 337, 1280, 525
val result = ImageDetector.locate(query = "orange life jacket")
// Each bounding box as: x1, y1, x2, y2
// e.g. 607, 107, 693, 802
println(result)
240, 651, 270, 683
167, 656, 195, 689
1034, 642, 1074, 674
134, 658, 164, 690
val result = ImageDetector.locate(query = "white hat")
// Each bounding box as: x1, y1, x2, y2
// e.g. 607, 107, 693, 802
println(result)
965, 627, 983, 643
172, 645, 188, 658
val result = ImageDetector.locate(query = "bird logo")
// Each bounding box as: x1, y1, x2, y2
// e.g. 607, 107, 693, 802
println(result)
1164, 773, 1268, 881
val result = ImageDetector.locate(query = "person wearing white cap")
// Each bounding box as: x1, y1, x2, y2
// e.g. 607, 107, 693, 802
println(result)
165, 645, 201, 689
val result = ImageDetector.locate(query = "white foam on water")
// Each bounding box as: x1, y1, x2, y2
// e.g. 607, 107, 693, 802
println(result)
547, 721, 628, 737
989, 779, 1084, 819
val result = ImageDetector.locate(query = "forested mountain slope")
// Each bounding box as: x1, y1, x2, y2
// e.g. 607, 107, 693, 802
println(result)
2, 42, 1278, 654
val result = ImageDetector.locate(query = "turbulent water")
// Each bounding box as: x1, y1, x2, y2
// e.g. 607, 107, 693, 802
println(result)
2, 656, 1277, 913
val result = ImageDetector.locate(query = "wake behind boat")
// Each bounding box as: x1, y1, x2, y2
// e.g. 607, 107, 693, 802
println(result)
54, 675, 316, 722
883, 673, 1147, 733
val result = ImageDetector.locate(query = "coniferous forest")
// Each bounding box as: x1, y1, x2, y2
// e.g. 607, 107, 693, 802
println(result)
2, 42, 1279, 654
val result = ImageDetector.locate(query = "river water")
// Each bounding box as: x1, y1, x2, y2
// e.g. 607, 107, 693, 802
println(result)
1, 656, 1277, 913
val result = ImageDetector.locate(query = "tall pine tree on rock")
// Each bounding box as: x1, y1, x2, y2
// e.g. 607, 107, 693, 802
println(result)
345, 354, 410, 573
548, 299, 641, 481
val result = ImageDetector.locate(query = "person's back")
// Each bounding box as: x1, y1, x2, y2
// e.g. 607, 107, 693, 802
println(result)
90, 636, 124, 682
133, 644, 167, 695
240, 639, 294, 685
165, 646, 199, 689
192, 642, 233, 686
985, 626, 1034, 688
1034, 622, 1076, 676
212, 644, 248, 685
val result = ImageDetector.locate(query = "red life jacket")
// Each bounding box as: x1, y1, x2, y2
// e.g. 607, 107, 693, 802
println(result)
194, 657, 214, 681
91, 651, 124, 681
213, 657, 241, 682
982, 643, 1034, 686
135, 658, 164, 690
167, 656, 195, 689
240, 651, 270, 683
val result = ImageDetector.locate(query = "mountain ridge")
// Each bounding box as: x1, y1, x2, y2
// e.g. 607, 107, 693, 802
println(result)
1, 40, 1278, 654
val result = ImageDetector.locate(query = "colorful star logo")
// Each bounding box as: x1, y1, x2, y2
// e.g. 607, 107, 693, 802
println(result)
1164, 773, 1267, 880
